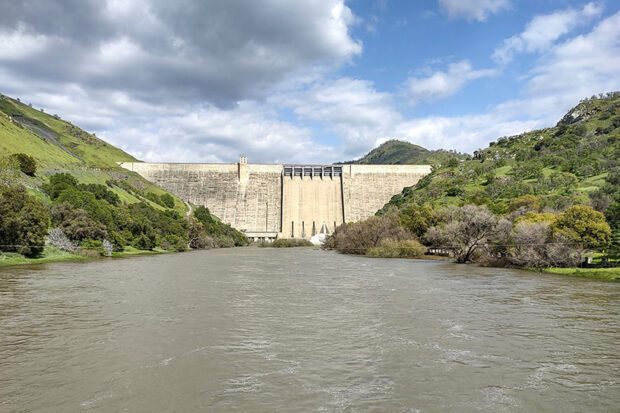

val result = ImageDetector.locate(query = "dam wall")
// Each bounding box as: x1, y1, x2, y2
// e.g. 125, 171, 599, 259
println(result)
119, 161, 282, 235
119, 160, 431, 240
343, 165, 431, 223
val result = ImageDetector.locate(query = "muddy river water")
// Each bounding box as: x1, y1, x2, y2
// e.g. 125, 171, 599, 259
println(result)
1, 248, 618, 412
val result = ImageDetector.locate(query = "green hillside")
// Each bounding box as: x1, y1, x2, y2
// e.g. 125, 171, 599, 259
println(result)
0, 93, 184, 211
383, 92, 620, 216
1, 93, 248, 264
343, 139, 469, 166
326, 93, 619, 271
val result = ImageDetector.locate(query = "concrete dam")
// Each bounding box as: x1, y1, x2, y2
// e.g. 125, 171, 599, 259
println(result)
119, 158, 431, 240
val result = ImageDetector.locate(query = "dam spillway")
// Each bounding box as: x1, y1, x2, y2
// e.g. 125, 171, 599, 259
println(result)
119, 159, 431, 240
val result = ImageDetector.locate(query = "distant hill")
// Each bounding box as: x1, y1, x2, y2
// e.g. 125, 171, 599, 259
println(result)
382, 92, 620, 218
343, 139, 469, 166
0, 94, 185, 213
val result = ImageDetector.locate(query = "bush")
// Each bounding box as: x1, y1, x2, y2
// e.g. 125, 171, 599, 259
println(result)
367, 239, 426, 258
133, 233, 155, 250
43, 173, 79, 199
160, 193, 175, 208
10, 153, 37, 176
324, 214, 412, 255
80, 239, 105, 256
79, 183, 120, 206
267, 238, 313, 247
161, 234, 187, 252
47, 227, 78, 252
51, 203, 108, 242
0, 184, 49, 257
424, 205, 498, 263
552, 205, 611, 249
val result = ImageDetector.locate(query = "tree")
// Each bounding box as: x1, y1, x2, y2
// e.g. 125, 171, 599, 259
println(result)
509, 222, 551, 268
78, 183, 120, 205
160, 193, 175, 208
424, 205, 498, 263
51, 203, 108, 242
509, 195, 541, 213
9, 153, 37, 176
324, 214, 412, 255
552, 205, 611, 250
398, 203, 437, 237
0, 185, 50, 257
43, 173, 79, 199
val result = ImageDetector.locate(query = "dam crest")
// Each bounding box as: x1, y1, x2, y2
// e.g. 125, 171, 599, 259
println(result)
119, 158, 431, 240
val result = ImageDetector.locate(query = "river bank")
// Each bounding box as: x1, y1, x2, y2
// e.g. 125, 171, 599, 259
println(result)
1, 244, 618, 282
0, 246, 170, 268
543, 266, 620, 281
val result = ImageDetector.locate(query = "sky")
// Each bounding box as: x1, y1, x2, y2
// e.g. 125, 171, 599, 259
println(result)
0, 0, 619, 164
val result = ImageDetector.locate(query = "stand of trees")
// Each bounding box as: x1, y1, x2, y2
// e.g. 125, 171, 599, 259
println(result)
0, 172, 248, 259
325, 202, 613, 268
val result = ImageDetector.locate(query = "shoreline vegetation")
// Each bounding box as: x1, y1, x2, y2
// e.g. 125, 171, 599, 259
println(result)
2, 243, 617, 282
322, 93, 620, 281
0, 245, 171, 268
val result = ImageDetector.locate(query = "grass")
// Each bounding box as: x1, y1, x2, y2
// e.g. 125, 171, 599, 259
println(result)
257, 238, 314, 248
0, 246, 174, 268
0, 247, 86, 267
111, 247, 169, 257
543, 267, 620, 281
1, 95, 189, 217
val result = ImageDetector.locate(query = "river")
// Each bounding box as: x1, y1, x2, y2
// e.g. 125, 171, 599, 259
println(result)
1, 248, 618, 412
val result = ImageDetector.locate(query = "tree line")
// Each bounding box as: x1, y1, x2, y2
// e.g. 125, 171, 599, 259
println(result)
324, 197, 617, 268
0, 162, 248, 258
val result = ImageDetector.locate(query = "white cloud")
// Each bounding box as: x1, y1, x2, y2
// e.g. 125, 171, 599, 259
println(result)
278, 77, 403, 157
526, 11, 620, 103
493, 2, 603, 63
439, 0, 510, 22
0, 28, 49, 60
1, 1, 618, 165
0, 0, 361, 107
406, 60, 496, 102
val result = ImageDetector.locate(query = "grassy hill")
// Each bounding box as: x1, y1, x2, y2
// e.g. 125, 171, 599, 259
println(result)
1, 93, 249, 263
382, 92, 620, 216
0, 94, 185, 213
342, 139, 469, 166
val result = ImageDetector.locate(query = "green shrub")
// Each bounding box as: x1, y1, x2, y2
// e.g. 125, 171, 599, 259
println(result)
161, 234, 187, 252
367, 239, 426, 258
133, 233, 155, 250
269, 238, 313, 247
80, 239, 105, 256
160, 193, 175, 208
0, 184, 49, 257
324, 214, 412, 255
10, 153, 37, 176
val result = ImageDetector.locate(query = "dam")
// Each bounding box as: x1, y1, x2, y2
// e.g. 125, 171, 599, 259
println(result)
119, 158, 431, 240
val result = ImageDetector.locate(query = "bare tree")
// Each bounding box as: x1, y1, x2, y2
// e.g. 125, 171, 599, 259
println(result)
424, 205, 498, 263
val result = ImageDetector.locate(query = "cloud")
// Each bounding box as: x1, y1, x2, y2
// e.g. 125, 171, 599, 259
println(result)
0, 0, 361, 107
493, 2, 603, 63
405, 60, 496, 102
524, 10, 620, 106
278, 77, 403, 157
102, 102, 335, 164
439, 0, 510, 22
1, 0, 617, 165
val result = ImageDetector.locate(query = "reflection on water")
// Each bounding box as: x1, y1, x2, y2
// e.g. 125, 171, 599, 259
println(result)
1, 248, 619, 412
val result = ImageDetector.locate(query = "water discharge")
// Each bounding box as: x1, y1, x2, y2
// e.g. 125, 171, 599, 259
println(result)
1, 248, 618, 412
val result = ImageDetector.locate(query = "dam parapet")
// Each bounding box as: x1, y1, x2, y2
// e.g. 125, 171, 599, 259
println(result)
118, 158, 431, 240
